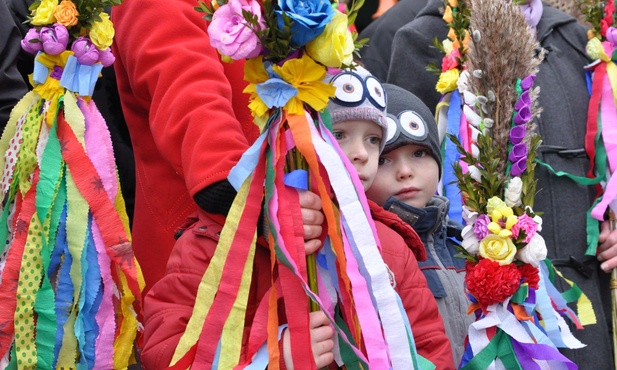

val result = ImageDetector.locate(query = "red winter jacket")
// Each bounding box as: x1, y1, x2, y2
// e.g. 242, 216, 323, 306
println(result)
141, 206, 454, 369
112, 0, 259, 290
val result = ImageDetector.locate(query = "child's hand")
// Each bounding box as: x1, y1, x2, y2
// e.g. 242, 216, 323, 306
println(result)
598, 220, 617, 272
298, 190, 324, 255
282, 311, 335, 369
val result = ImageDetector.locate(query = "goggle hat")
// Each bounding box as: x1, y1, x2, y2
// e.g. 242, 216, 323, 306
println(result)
327, 65, 388, 152
382, 83, 442, 178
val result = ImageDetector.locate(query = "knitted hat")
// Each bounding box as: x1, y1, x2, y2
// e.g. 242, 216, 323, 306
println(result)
327, 66, 388, 152
382, 83, 442, 178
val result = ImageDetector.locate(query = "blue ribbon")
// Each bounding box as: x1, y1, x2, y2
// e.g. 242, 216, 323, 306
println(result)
53, 205, 73, 366
59, 55, 103, 97
444, 90, 463, 224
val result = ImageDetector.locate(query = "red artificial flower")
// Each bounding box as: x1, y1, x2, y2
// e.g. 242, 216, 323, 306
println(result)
517, 263, 540, 289
465, 259, 521, 308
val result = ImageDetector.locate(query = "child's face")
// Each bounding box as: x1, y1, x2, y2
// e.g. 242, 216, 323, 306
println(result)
366, 144, 439, 208
333, 119, 383, 191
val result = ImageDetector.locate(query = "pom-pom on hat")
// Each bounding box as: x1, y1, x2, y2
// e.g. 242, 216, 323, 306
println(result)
382, 83, 442, 178
327, 65, 388, 152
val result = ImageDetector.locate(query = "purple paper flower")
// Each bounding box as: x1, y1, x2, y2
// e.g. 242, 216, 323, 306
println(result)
71, 36, 99, 65
21, 28, 43, 55
277, 0, 334, 47
509, 142, 528, 162
607, 27, 617, 46
40, 23, 69, 55
509, 125, 526, 145
513, 105, 531, 125
98, 47, 115, 67
520, 75, 536, 91
514, 90, 531, 111
208, 0, 264, 60
511, 157, 527, 176
511, 214, 538, 243
473, 214, 490, 240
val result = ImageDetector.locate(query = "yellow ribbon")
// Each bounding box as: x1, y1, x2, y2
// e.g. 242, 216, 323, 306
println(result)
553, 268, 597, 326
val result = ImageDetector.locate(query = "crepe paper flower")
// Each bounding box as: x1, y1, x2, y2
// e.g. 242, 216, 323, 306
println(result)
89, 12, 115, 50
208, 0, 265, 60
533, 215, 543, 232
508, 142, 528, 163
473, 214, 490, 240
511, 157, 527, 176
467, 165, 482, 182
517, 263, 540, 289
516, 234, 547, 267
514, 90, 531, 111
436, 68, 459, 94
520, 74, 536, 91
479, 234, 517, 265
486, 196, 506, 216
462, 206, 479, 225
513, 105, 531, 125
443, 6, 453, 23
452, 29, 470, 52
465, 259, 522, 307
31, 0, 58, 26
448, 0, 457, 7
71, 36, 99, 65
487, 207, 517, 239
98, 47, 115, 67
504, 176, 523, 208
276, 0, 334, 47
607, 27, 617, 46
443, 39, 454, 54
306, 9, 354, 68
511, 214, 538, 243
272, 53, 335, 115
54, 0, 79, 27
461, 225, 480, 255
243, 56, 270, 117
40, 24, 69, 56
256, 78, 298, 108
509, 124, 526, 145
21, 28, 43, 55
441, 49, 460, 72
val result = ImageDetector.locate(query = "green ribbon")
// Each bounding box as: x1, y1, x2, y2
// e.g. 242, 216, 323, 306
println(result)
461, 329, 522, 370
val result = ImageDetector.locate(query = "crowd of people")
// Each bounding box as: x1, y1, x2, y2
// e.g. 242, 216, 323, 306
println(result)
1, 0, 616, 368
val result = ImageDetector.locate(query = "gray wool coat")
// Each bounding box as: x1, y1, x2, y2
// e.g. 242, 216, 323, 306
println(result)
388, 1, 613, 368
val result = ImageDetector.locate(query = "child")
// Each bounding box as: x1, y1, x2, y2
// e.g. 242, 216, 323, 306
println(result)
365, 83, 473, 364
327, 66, 454, 369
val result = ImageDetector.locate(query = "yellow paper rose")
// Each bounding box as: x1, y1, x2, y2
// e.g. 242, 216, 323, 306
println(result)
436, 68, 459, 94
486, 196, 507, 216
31, 0, 58, 26
54, 0, 79, 27
306, 10, 354, 68
479, 234, 517, 265
89, 12, 115, 50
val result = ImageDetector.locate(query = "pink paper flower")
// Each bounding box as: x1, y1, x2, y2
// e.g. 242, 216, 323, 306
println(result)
441, 49, 460, 72
473, 214, 490, 240
40, 23, 69, 55
71, 36, 100, 65
511, 214, 538, 243
98, 47, 116, 67
208, 0, 264, 60
21, 28, 43, 55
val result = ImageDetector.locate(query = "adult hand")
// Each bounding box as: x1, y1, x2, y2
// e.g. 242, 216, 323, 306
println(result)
282, 311, 335, 369
298, 189, 324, 255
597, 220, 617, 272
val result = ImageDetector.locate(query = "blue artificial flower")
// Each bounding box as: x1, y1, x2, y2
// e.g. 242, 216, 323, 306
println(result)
256, 78, 299, 108
276, 0, 334, 47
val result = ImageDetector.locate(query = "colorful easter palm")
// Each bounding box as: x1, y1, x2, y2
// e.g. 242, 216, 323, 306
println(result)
166, 0, 432, 369
0, 0, 144, 368
449, 0, 591, 367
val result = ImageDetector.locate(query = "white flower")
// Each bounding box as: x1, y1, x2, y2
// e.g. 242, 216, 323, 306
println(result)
516, 234, 547, 267
467, 165, 482, 182
462, 90, 476, 105
462, 225, 479, 255
457, 70, 470, 92
462, 206, 478, 225
533, 215, 543, 232
505, 177, 523, 207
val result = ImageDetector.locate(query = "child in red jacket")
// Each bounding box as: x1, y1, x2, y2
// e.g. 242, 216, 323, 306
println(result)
325, 65, 454, 369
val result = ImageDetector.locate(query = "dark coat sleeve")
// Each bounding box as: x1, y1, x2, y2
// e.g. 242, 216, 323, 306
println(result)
0, 0, 28, 129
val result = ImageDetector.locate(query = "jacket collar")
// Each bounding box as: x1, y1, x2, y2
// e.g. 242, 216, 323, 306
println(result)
383, 195, 449, 235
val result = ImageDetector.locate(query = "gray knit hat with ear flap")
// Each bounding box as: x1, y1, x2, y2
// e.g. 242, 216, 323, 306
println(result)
382, 83, 442, 178
327, 65, 389, 152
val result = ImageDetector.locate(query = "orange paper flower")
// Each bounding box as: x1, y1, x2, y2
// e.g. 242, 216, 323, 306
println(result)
54, 0, 79, 27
